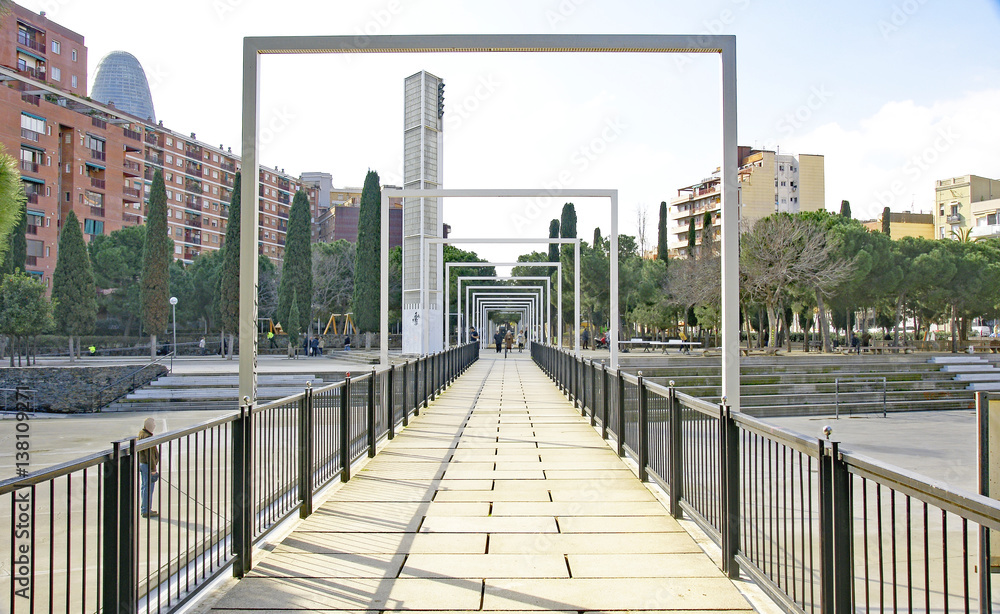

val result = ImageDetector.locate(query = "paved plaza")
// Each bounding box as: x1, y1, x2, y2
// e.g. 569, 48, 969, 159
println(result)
208, 352, 754, 612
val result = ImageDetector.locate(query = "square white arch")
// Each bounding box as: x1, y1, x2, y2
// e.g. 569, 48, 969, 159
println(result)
457, 276, 551, 344
240, 34, 739, 413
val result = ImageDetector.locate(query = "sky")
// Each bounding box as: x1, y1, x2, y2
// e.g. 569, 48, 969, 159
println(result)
17, 0, 1000, 264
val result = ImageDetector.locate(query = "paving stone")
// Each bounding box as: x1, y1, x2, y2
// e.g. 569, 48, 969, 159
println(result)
433, 489, 552, 502
491, 501, 670, 517
482, 578, 748, 611
214, 577, 483, 610
273, 532, 487, 554
487, 532, 701, 555
556, 515, 683, 533
420, 516, 558, 533
567, 553, 721, 578
248, 553, 405, 578
400, 554, 569, 579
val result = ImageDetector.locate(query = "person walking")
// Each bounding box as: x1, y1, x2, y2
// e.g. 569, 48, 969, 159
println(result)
494, 330, 503, 353
504, 330, 514, 357
517, 330, 525, 352
198, 336, 206, 355
138, 417, 160, 518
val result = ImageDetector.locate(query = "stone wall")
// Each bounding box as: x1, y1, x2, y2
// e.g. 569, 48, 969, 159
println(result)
0, 365, 168, 413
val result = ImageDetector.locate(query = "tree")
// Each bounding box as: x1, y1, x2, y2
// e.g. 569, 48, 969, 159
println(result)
184, 249, 223, 332
702, 211, 713, 256
635, 204, 649, 256
547, 218, 560, 273
882, 207, 891, 237
276, 190, 313, 334
352, 170, 381, 333
286, 288, 301, 353
840, 200, 852, 219
0, 270, 53, 366
313, 239, 356, 317
90, 226, 145, 336
140, 169, 171, 359
52, 211, 96, 360
0, 144, 25, 272
1, 196, 25, 277
258, 254, 279, 322
560, 203, 577, 241
657, 201, 669, 262
687, 218, 696, 258
218, 172, 242, 359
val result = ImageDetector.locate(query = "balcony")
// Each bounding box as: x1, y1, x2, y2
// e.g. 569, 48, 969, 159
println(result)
19, 160, 39, 173
221, 161, 236, 172
17, 32, 46, 53
123, 211, 143, 224
26, 192, 39, 205
90, 206, 105, 218
123, 128, 141, 141
25, 255, 38, 267
185, 146, 203, 159
123, 187, 142, 200
122, 160, 141, 175
277, 178, 290, 191
221, 175, 234, 188
144, 167, 156, 181
90, 149, 106, 162
145, 133, 162, 147
185, 162, 202, 176
185, 196, 202, 209
946, 214, 962, 224
90, 177, 106, 190
16, 66, 43, 80
185, 180, 203, 194
185, 217, 203, 229
21, 92, 39, 106
21, 128, 41, 143
145, 152, 162, 166
278, 192, 290, 205
91, 117, 107, 130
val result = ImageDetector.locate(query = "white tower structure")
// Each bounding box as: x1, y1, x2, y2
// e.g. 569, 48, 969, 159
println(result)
402, 70, 445, 355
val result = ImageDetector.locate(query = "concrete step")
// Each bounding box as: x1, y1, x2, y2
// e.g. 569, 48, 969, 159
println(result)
967, 383, 1000, 391
743, 397, 975, 418
941, 364, 999, 373
126, 386, 310, 401
954, 373, 1000, 382
150, 374, 326, 387
931, 356, 988, 364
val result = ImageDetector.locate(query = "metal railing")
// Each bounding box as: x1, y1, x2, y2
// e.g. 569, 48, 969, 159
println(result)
533, 343, 1000, 614
0, 342, 478, 613
834, 377, 887, 418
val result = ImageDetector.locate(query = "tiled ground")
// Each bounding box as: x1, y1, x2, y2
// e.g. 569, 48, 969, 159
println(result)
211, 353, 753, 613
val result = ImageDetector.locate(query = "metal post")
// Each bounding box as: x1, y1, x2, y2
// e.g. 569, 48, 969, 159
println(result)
590, 360, 597, 426
668, 382, 683, 518
602, 364, 610, 440
299, 383, 314, 518
977, 391, 993, 612
402, 361, 410, 426
638, 372, 648, 482
102, 439, 137, 612
239, 39, 261, 404
819, 440, 854, 613
720, 38, 740, 412
387, 365, 396, 440
720, 402, 739, 579
616, 369, 625, 457
340, 375, 351, 482
232, 401, 252, 578
368, 369, 377, 458
422, 356, 429, 409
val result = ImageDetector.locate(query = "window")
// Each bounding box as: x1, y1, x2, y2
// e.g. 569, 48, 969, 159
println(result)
166, 137, 173, 146
175, 245, 182, 255
20, 113, 45, 137
51, 67, 60, 81
84, 134, 105, 153
71, 75, 77, 89
213, 154, 218, 162
780, 181, 786, 187
166, 154, 173, 164
84, 219, 104, 235
166, 190, 173, 200
26, 212, 43, 234
84, 191, 104, 208
26, 240, 43, 265
71, 49, 77, 62
175, 228, 183, 237
779, 165, 784, 171
951, 204, 959, 216
51, 40, 60, 54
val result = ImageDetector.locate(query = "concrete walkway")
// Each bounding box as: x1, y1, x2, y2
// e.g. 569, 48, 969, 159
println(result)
210, 352, 753, 612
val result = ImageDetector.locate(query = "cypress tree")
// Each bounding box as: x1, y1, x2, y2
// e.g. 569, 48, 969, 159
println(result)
593, 227, 602, 249
140, 169, 171, 359
687, 218, 696, 258
52, 210, 96, 360
351, 170, 380, 332
218, 172, 241, 358
882, 207, 891, 237
559, 203, 577, 240
276, 189, 314, 333
702, 211, 712, 246
547, 219, 560, 270
657, 201, 668, 262
840, 200, 852, 219
287, 288, 301, 354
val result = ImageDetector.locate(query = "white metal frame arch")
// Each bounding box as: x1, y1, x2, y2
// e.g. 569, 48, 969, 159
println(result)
457, 276, 551, 344
470, 288, 544, 344
241, 34, 739, 412
476, 298, 536, 349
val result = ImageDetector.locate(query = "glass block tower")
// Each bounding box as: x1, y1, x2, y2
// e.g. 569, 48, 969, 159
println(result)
91, 51, 156, 123
402, 70, 444, 355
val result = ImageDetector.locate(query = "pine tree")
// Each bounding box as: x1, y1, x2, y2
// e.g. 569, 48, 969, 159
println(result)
140, 169, 171, 359
276, 189, 313, 333
687, 218, 696, 258
840, 200, 852, 219
51, 210, 96, 361
218, 172, 241, 358
1, 197, 26, 277
882, 207, 891, 237
657, 201, 668, 262
351, 170, 381, 332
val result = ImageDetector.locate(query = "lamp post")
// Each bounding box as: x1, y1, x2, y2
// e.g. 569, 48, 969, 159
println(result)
169, 296, 178, 371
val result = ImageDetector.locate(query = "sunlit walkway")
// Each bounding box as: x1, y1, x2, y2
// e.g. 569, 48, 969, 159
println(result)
211, 351, 753, 612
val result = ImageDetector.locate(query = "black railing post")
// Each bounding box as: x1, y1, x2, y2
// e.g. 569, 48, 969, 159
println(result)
668, 381, 683, 518
720, 402, 739, 579
590, 361, 597, 426
402, 361, 410, 426
367, 369, 377, 458
638, 372, 648, 482
819, 439, 853, 613
232, 401, 252, 578
340, 375, 351, 482
616, 369, 625, 457
602, 363, 610, 440
299, 383, 314, 519
422, 356, 428, 409
102, 438, 136, 612
387, 365, 396, 440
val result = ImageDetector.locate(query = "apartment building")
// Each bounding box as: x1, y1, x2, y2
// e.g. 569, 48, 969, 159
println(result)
0, 4, 87, 96
935, 174, 1000, 240
312, 185, 404, 247
667, 147, 825, 256
862, 211, 935, 239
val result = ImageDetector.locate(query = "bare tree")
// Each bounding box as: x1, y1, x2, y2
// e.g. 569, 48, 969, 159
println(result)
312, 240, 356, 318
635, 204, 650, 258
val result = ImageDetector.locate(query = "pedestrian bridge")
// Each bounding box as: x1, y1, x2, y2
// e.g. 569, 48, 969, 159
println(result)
2, 343, 998, 613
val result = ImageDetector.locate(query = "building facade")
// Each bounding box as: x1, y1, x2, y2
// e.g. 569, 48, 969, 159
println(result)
0, 4, 87, 97
935, 174, 1000, 240
667, 147, 825, 256
862, 211, 935, 239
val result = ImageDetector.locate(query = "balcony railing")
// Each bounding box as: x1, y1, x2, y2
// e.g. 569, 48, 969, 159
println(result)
90, 206, 105, 218
123, 211, 143, 224
185, 180, 203, 194
185, 146, 203, 159
26, 192, 39, 204
91, 117, 107, 130
185, 163, 202, 177
26, 225, 38, 235
221, 161, 236, 172
19, 160, 39, 173
90, 177, 105, 190
946, 214, 962, 224
221, 176, 234, 188
17, 33, 46, 53
145, 153, 162, 166
123, 187, 142, 200
25, 255, 38, 266
90, 149, 106, 162
20, 92, 40, 106
122, 160, 141, 175
21, 128, 41, 142
145, 133, 162, 147
123, 128, 141, 141
184, 234, 202, 244
144, 168, 155, 181
185, 196, 202, 209
16, 66, 43, 80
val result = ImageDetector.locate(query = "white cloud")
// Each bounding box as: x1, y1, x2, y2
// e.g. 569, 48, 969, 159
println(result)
783, 89, 1000, 221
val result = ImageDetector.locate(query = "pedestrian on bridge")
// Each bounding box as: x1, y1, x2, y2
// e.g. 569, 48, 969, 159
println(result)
138, 417, 160, 518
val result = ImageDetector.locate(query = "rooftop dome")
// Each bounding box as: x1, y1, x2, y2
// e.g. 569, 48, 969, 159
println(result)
91, 51, 156, 123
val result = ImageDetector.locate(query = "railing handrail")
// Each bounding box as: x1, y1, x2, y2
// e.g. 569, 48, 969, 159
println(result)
92, 351, 174, 409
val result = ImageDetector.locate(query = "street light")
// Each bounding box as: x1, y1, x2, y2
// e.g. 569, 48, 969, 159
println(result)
169, 296, 178, 371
